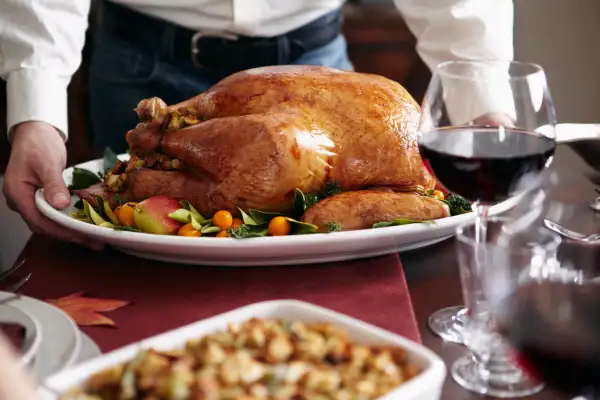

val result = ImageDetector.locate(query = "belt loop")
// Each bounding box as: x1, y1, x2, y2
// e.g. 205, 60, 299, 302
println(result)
90, 0, 106, 46
162, 24, 176, 62
277, 35, 291, 64
93, 0, 106, 29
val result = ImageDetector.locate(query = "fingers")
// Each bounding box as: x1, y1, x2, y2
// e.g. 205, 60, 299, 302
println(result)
473, 112, 516, 128
4, 177, 104, 251
40, 166, 71, 209
23, 195, 105, 251
4, 123, 104, 251
3, 191, 18, 213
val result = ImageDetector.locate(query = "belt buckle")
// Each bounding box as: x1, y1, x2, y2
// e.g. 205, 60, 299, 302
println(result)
191, 31, 239, 68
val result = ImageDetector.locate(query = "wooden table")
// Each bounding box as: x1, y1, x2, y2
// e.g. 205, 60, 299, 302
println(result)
15, 143, 600, 399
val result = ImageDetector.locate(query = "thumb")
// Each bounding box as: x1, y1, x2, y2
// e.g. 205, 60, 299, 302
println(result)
41, 168, 71, 209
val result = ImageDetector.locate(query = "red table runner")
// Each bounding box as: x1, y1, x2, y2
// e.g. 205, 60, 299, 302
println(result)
16, 236, 420, 352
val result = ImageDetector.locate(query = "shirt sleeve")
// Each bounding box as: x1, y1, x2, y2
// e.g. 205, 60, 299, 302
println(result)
0, 0, 91, 142
393, 0, 516, 125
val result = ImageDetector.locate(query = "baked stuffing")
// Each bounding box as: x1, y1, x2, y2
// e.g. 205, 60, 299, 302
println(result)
59, 318, 421, 400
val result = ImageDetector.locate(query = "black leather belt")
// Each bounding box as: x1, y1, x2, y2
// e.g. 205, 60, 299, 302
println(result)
101, 1, 342, 75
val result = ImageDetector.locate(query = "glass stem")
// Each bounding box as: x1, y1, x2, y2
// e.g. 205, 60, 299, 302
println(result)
472, 201, 490, 244
465, 201, 490, 318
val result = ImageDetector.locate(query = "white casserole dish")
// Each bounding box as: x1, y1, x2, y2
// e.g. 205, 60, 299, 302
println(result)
42, 300, 446, 399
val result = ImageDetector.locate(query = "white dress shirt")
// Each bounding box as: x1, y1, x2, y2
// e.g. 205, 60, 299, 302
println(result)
0, 0, 514, 141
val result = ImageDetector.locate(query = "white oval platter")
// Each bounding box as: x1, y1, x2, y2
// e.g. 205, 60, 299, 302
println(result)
35, 155, 517, 266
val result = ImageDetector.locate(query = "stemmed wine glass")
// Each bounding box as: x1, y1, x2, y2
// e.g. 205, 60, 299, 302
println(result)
487, 217, 600, 399
453, 216, 550, 397
417, 60, 558, 344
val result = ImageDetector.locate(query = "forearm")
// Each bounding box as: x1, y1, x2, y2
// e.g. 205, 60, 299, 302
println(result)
394, 0, 516, 124
0, 0, 91, 141
394, 0, 513, 69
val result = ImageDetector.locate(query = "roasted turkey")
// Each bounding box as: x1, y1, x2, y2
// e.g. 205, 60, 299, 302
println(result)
76, 65, 449, 231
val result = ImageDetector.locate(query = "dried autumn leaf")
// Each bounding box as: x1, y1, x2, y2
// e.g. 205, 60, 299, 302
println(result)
46, 291, 131, 327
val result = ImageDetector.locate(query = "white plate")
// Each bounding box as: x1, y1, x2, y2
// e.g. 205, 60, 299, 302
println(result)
44, 300, 446, 400
0, 303, 42, 367
76, 333, 101, 365
34, 155, 517, 266
0, 292, 81, 381
554, 123, 600, 143
37, 334, 101, 400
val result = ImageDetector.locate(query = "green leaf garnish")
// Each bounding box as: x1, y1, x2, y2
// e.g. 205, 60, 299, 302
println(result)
304, 193, 319, 209
96, 195, 119, 225
292, 188, 306, 218
96, 195, 106, 218
113, 194, 126, 206
82, 199, 113, 227
326, 222, 342, 232
70, 209, 88, 221
323, 181, 341, 198
284, 217, 319, 235
238, 208, 259, 225
69, 168, 101, 190
179, 200, 208, 224
201, 225, 221, 234
228, 224, 269, 238
292, 188, 319, 217
190, 206, 208, 224
179, 200, 190, 210
442, 193, 472, 216
290, 183, 340, 216
73, 199, 84, 210
168, 209, 191, 224
102, 147, 120, 173
372, 218, 435, 229
249, 209, 282, 225
191, 217, 203, 231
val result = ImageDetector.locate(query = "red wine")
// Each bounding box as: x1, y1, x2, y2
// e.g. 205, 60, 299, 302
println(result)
498, 281, 600, 396
419, 127, 555, 203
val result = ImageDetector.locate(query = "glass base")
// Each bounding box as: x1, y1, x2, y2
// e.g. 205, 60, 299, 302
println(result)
427, 306, 466, 344
452, 355, 544, 398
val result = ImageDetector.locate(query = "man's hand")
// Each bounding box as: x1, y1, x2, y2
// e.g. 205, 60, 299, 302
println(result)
3, 121, 102, 249
473, 112, 515, 128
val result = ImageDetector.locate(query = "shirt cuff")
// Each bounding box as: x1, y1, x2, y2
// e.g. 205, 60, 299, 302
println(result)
6, 69, 69, 142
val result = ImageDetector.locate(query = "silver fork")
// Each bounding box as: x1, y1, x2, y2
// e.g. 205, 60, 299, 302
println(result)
3, 273, 32, 293
0, 269, 32, 306
544, 219, 600, 243
0, 259, 26, 285
0, 259, 31, 295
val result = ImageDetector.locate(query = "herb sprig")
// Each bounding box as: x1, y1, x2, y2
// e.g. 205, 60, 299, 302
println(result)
68, 147, 120, 192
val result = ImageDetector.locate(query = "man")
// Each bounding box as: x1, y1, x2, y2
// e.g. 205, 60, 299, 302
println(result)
0, 0, 513, 246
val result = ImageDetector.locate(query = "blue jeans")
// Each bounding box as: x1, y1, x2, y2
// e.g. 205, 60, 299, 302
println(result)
88, 17, 353, 155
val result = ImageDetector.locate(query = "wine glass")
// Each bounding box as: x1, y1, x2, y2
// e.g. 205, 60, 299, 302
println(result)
488, 220, 600, 399
418, 60, 558, 344
454, 216, 549, 397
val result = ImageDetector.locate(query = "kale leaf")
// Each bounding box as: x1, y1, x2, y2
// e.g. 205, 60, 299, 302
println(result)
442, 193, 472, 216
69, 168, 101, 191
326, 222, 342, 232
